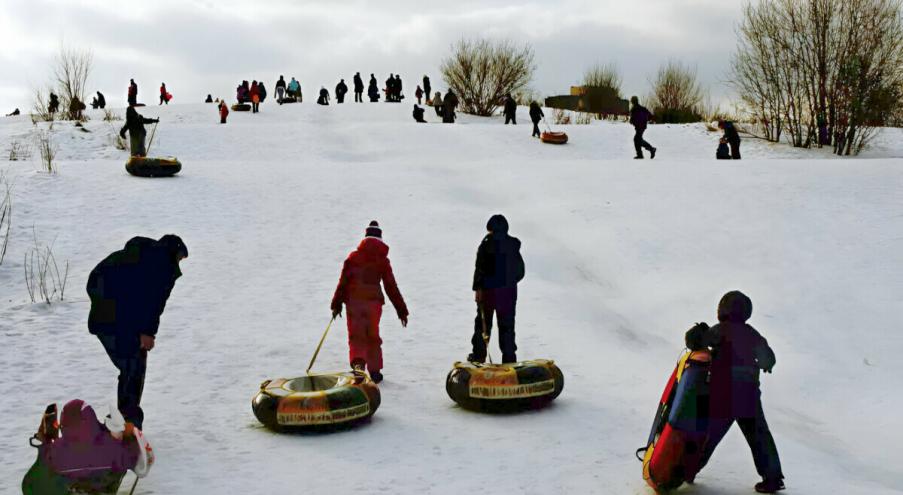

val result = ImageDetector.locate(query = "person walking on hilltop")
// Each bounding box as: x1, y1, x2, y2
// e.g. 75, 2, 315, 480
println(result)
128, 79, 138, 106
91, 91, 106, 110
159, 83, 171, 105
275, 75, 287, 102
718, 120, 741, 159
395, 74, 403, 101
336, 79, 348, 104
529, 101, 544, 138
368, 74, 380, 102
219, 100, 229, 124
469, 214, 525, 364
433, 92, 444, 118
258, 82, 267, 104
443, 88, 459, 123
48, 92, 60, 115
87, 234, 188, 429
353, 72, 364, 103
684, 291, 785, 494
629, 96, 656, 159
119, 105, 159, 157
250, 80, 261, 113
385, 74, 396, 102
423, 75, 431, 104
331, 221, 409, 383
503, 93, 517, 125
415, 85, 423, 105
318, 87, 330, 105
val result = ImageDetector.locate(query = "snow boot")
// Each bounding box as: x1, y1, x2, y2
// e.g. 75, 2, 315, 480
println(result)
467, 353, 485, 364
351, 359, 366, 373
650, 147, 657, 159
634, 155, 644, 160
370, 371, 384, 384
755, 479, 785, 493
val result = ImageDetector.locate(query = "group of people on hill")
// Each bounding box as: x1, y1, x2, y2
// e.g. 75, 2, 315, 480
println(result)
236, 80, 267, 112
274, 75, 302, 103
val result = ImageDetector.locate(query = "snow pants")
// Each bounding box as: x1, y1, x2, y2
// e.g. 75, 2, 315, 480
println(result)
347, 301, 384, 374
276, 87, 285, 101
129, 133, 147, 157
700, 394, 783, 481
472, 287, 518, 363
634, 128, 654, 157
97, 334, 148, 429
729, 139, 741, 159
355, 91, 363, 102
532, 121, 541, 137
505, 114, 516, 125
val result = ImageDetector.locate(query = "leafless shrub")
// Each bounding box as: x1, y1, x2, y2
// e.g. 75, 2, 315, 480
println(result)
648, 60, 705, 123
441, 38, 536, 116
54, 44, 93, 121
102, 109, 120, 122
553, 109, 572, 125
8, 140, 31, 161
0, 170, 11, 265
731, 0, 903, 154
34, 129, 58, 174
31, 88, 56, 123
584, 63, 623, 98
575, 112, 593, 125
24, 228, 69, 304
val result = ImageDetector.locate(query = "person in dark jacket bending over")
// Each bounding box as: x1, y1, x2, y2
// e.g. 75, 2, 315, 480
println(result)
718, 120, 741, 159
629, 96, 656, 159
685, 291, 784, 494
119, 106, 158, 157
469, 214, 525, 364
503, 93, 517, 124
87, 235, 188, 429
412, 104, 426, 123
529, 101, 544, 137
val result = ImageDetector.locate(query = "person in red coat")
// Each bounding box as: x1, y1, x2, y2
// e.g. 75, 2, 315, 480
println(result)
219, 100, 229, 124
331, 221, 409, 383
250, 80, 260, 113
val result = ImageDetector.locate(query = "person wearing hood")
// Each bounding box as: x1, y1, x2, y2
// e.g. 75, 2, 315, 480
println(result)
317, 87, 330, 105
353, 72, 364, 102
469, 214, 525, 364
331, 221, 409, 383
87, 235, 188, 429
442, 88, 459, 123
335, 79, 348, 104
119, 106, 159, 157
368, 74, 380, 102
250, 81, 261, 113
529, 101, 544, 137
287, 77, 301, 98
433, 91, 444, 118
503, 93, 517, 124
684, 291, 785, 494
718, 120, 741, 159
219, 100, 229, 124
275, 75, 287, 101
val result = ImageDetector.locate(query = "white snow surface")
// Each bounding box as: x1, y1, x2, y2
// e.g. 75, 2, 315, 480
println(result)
1, 103, 902, 494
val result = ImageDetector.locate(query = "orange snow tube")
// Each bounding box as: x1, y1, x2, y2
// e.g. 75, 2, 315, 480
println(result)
540, 131, 568, 144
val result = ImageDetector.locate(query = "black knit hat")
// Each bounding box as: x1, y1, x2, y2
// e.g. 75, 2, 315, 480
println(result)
365, 221, 382, 238
486, 214, 509, 234
718, 290, 752, 323
158, 234, 188, 260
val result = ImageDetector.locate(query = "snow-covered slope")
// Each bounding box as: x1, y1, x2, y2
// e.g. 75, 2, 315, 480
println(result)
0, 103, 901, 494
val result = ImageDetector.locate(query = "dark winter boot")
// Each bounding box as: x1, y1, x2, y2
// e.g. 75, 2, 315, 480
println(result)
650, 147, 657, 159
370, 371, 384, 384
755, 479, 785, 493
634, 155, 644, 159
467, 353, 485, 364
351, 359, 366, 372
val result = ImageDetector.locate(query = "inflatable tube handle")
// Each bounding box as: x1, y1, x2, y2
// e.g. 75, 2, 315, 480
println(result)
635, 447, 648, 462
306, 317, 336, 374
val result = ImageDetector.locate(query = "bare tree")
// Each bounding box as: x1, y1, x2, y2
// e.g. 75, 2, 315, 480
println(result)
53, 44, 93, 121
648, 60, 705, 123
583, 63, 623, 97
441, 39, 536, 116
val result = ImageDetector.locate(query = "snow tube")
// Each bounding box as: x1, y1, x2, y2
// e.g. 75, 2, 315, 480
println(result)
636, 350, 711, 492
126, 156, 182, 177
231, 103, 251, 112
252, 372, 380, 432
446, 359, 564, 413
278, 96, 298, 104
541, 132, 569, 144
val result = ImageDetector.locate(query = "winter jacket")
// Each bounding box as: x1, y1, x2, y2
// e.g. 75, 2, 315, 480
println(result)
258, 83, 267, 102
87, 236, 185, 348
413, 105, 425, 122
503, 96, 517, 116
96, 92, 106, 109
275, 77, 286, 89
472, 233, 525, 291
529, 103, 544, 123
250, 83, 260, 99
336, 81, 348, 96
444, 91, 459, 112
629, 104, 652, 130
331, 237, 409, 319
288, 79, 300, 93
433, 93, 443, 108
423, 76, 431, 96
722, 121, 741, 144
119, 107, 156, 138
354, 74, 364, 92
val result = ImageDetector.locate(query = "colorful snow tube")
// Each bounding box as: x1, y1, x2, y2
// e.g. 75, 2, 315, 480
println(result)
125, 156, 182, 177
541, 131, 568, 144
636, 350, 711, 492
231, 103, 251, 111
252, 372, 380, 432
446, 359, 564, 413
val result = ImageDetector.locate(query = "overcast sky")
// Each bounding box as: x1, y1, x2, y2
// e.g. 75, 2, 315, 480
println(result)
1, 0, 743, 112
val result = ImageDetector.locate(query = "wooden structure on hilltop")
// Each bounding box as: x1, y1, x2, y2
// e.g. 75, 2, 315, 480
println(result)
544, 86, 629, 117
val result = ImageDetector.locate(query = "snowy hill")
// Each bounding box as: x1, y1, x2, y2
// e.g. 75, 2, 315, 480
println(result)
0, 102, 901, 494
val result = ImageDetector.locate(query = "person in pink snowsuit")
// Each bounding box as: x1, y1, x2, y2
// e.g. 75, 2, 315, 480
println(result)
331, 221, 409, 383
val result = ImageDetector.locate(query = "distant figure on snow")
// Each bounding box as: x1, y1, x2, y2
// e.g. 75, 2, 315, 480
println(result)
275, 75, 287, 101
336, 79, 348, 104
368, 74, 380, 102
159, 83, 171, 105
318, 87, 330, 105
205, 94, 213, 103
629, 96, 656, 159
442, 89, 459, 123
219, 100, 229, 124
6, 108, 20, 116
423, 75, 431, 104
48, 92, 60, 115
469, 214, 525, 364
353, 72, 364, 102
87, 235, 188, 429
529, 101, 544, 138
684, 291, 784, 494
331, 221, 409, 383
412, 104, 426, 123
91, 91, 106, 110
433, 92, 443, 118
258, 82, 267, 104
394, 74, 403, 101
128, 79, 138, 106
385, 74, 395, 102
250, 81, 261, 113
503, 93, 517, 125
69, 96, 86, 121
119, 106, 159, 157
718, 120, 741, 159
287, 77, 301, 100
415, 85, 423, 105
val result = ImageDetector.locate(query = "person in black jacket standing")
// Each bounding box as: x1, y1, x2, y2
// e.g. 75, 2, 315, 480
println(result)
529, 101, 544, 137
87, 235, 188, 429
469, 214, 525, 364
353, 72, 364, 103
684, 291, 784, 494
120, 106, 158, 157
503, 93, 517, 124
422, 75, 431, 104
629, 96, 656, 159
336, 79, 348, 104
718, 120, 741, 159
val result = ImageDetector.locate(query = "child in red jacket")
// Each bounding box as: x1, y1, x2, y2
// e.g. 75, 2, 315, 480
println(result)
331, 221, 409, 383
219, 101, 228, 124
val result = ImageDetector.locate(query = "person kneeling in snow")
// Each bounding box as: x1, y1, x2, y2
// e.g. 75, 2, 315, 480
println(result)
87, 235, 188, 429
119, 106, 159, 157
331, 221, 409, 383
685, 291, 784, 494
469, 214, 525, 364
412, 104, 426, 123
